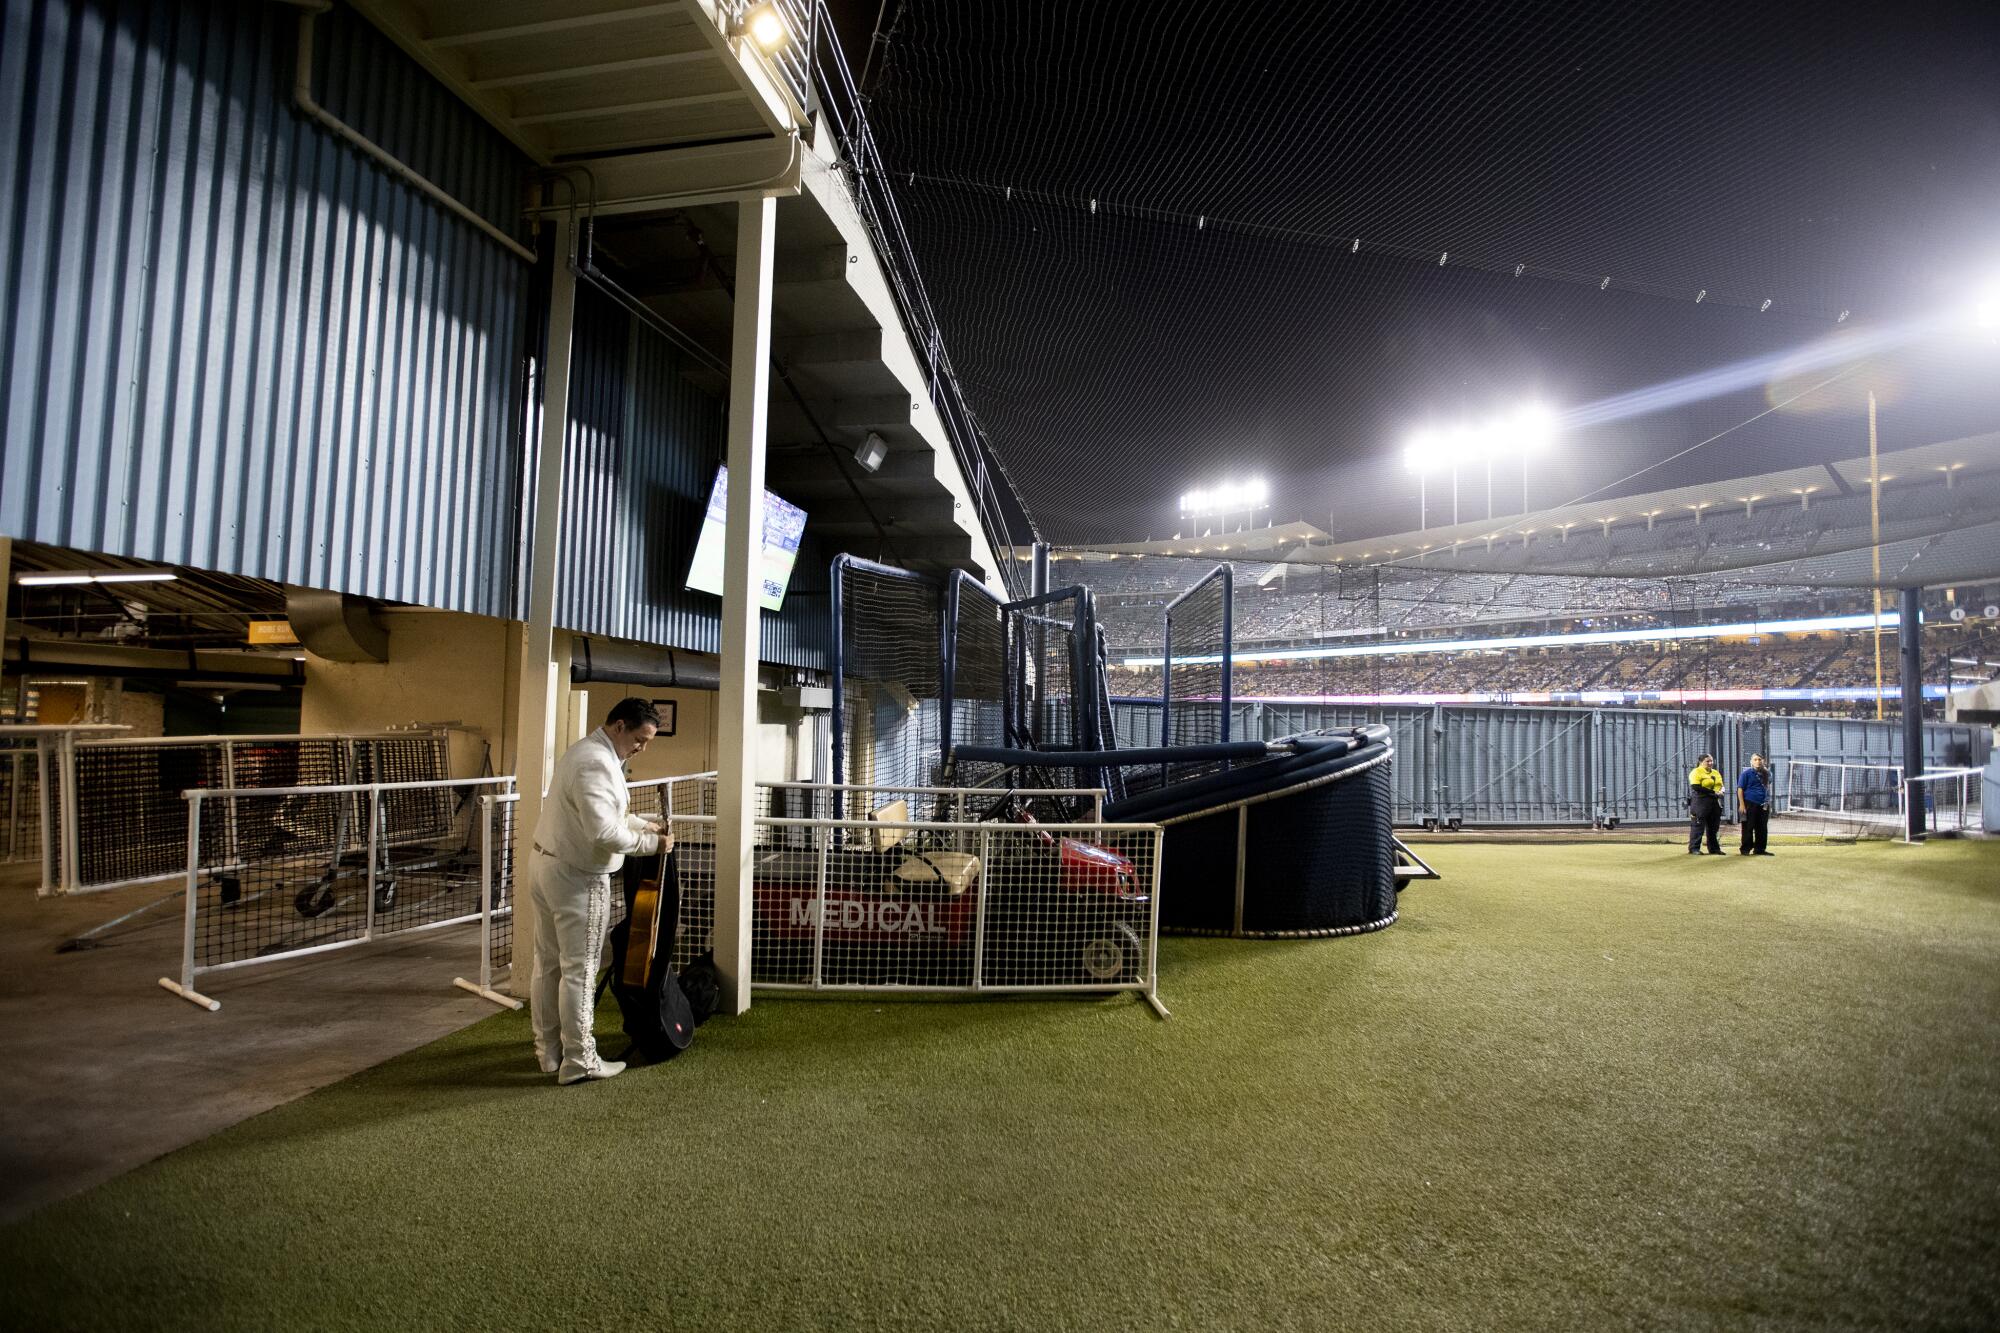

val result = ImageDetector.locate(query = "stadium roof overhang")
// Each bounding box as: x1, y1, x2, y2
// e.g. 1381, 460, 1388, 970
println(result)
347, 0, 1008, 586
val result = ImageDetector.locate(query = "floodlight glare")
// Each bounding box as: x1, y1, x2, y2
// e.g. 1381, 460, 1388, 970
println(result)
1180, 476, 1271, 515
1509, 401, 1556, 452
1976, 279, 2000, 333
1403, 430, 1443, 473
744, 4, 788, 52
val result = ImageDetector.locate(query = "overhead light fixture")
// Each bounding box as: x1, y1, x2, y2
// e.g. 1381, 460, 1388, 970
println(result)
854, 431, 888, 474
16, 570, 178, 586
740, 3, 789, 52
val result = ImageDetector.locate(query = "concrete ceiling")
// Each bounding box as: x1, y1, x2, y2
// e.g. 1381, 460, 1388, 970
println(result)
349, 0, 1005, 583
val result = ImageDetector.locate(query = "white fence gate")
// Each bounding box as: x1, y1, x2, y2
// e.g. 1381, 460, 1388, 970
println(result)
160, 774, 514, 1010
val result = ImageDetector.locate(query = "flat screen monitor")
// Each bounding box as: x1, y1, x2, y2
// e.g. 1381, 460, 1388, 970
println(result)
683, 466, 807, 612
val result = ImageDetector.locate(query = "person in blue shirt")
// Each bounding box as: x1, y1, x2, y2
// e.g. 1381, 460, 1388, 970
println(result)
1737, 753, 1773, 856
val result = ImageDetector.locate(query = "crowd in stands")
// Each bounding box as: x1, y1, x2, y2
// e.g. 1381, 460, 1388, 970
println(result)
1105, 626, 2000, 703
1087, 559, 1913, 654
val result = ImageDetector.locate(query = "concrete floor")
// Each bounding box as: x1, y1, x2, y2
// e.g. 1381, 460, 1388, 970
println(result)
0, 863, 509, 1223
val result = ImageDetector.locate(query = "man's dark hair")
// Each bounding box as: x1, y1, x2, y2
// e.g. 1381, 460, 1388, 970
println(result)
606, 697, 662, 732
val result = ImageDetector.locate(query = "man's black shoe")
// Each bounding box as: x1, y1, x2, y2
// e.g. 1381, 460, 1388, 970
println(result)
1753, 850, 1775, 856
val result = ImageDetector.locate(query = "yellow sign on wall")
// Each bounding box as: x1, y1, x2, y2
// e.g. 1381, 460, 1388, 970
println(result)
247, 620, 299, 645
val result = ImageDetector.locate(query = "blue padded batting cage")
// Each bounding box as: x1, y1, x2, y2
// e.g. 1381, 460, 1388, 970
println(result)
835, 556, 1428, 939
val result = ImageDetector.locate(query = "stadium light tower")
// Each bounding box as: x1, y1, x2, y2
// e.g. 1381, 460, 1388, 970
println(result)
1402, 401, 1558, 529
1179, 476, 1271, 534
1403, 433, 1445, 530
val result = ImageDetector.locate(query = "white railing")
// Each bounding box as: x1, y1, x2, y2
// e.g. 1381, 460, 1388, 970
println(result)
25, 728, 445, 896
453, 792, 521, 1010
1903, 767, 1986, 841
479, 776, 1159, 1015
0, 724, 130, 893
159, 774, 514, 1010
1782, 760, 1905, 829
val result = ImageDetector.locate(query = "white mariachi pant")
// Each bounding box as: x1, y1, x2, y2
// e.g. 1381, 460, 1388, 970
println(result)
527, 849, 612, 1081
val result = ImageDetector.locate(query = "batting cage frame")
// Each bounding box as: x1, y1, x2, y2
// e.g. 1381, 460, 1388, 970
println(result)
1161, 564, 1234, 785
941, 570, 1010, 794
831, 555, 946, 790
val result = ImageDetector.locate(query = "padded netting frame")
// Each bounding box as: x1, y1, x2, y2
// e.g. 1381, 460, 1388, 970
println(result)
1162, 564, 1233, 785
943, 571, 1010, 794
1000, 586, 1107, 805
1005, 588, 1090, 751
1154, 741, 1399, 939
832, 556, 946, 791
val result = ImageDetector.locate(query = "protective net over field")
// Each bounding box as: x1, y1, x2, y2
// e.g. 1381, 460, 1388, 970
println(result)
833, 557, 945, 790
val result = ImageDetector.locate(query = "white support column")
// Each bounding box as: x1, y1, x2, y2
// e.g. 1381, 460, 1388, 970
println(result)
511, 212, 576, 988
715, 194, 777, 1015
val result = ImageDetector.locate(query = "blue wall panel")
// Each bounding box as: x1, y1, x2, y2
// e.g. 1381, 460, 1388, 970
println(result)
0, 0, 532, 617
556, 282, 828, 670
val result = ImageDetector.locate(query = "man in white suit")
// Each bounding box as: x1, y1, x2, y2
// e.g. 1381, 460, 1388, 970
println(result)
529, 697, 668, 1084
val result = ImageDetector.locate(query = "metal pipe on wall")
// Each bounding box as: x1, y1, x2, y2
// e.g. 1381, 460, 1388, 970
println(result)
290, 8, 536, 264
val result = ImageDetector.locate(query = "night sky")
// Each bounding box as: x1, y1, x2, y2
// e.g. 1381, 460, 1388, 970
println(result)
822, 1, 2000, 544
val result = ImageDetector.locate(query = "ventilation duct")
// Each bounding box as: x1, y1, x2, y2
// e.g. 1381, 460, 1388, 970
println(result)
570, 638, 721, 691
285, 588, 389, 663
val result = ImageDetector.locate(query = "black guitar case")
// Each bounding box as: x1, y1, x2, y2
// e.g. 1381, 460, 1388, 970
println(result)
604, 848, 695, 1064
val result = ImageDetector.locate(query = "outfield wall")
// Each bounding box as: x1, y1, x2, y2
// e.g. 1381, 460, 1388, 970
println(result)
1108, 699, 1992, 826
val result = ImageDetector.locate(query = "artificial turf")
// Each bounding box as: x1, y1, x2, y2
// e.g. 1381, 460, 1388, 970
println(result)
3, 840, 1997, 1330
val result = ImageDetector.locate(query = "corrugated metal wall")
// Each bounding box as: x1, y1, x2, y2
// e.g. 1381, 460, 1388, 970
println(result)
0, 0, 534, 616
1107, 698, 1991, 826
556, 283, 828, 669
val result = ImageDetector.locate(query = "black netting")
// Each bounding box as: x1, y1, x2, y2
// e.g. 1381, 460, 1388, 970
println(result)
1005, 591, 1086, 752
488, 798, 515, 976
1157, 752, 1397, 938
73, 743, 228, 887
193, 790, 361, 968
835, 560, 945, 790
946, 573, 1009, 792
1092, 624, 1127, 803
58, 734, 453, 893
0, 740, 43, 867
1163, 566, 1233, 783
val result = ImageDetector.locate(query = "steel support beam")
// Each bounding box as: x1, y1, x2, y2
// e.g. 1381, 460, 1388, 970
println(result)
1900, 586, 1925, 839
512, 212, 578, 989
715, 195, 777, 1015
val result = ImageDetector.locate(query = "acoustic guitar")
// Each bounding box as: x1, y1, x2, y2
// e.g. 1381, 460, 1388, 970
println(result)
621, 855, 667, 989
608, 842, 695, 1063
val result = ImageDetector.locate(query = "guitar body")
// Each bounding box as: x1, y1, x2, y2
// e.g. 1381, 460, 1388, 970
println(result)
622, 876, 665, 989
609, 848, 695, 1062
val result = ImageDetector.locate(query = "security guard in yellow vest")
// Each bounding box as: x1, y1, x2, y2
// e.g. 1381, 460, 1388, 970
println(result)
1687, 754, 1724, 854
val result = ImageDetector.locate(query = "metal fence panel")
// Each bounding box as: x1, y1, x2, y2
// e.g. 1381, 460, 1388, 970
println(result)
1102, 700, 1985, 828
161, 775, 513, 1010
628, 778, 1159, 1005
1437, 706, 1592, 825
